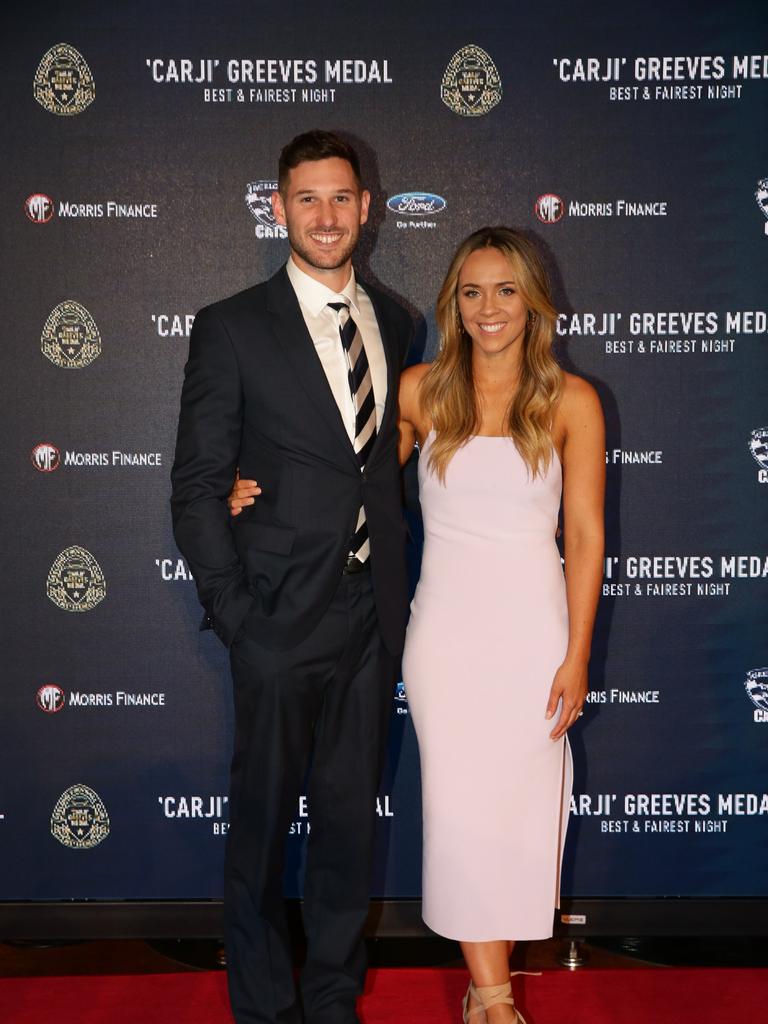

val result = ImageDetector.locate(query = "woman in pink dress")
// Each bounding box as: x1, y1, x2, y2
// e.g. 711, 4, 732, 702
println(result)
398, 227, 604, 1023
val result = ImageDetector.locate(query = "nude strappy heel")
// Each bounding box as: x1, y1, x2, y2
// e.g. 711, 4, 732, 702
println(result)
462, 975, 535, 1023
462, 981, 484, 1023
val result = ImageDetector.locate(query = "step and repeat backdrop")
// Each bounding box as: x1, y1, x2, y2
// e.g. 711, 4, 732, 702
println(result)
2, 1, 767, 921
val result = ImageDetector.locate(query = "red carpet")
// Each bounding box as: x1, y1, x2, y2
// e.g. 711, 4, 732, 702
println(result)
0, 966, 765, 1023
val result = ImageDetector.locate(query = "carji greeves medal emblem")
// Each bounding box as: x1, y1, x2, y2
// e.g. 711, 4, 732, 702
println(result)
41, 300, 101, 369
51, 784, 110, 849
33, 44, 95, 116
47, 546, 106, 612
441, 44, 502, 117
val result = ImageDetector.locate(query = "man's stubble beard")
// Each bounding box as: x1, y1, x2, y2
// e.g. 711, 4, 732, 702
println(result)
287, 224, 360, 273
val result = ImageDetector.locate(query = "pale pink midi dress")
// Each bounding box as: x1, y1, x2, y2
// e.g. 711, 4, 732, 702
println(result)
402, 432, 573, 941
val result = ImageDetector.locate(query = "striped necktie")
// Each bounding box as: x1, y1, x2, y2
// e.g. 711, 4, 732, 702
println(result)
328, 301, 376, 563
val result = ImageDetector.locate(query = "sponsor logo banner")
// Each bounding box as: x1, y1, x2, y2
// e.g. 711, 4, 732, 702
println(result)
31, 443, 60, 472
36, 684, 66, 714
586, 689, 661, 706
386, 193, 446, 216
25, 193, 54, 223
745, 668, 768, 723
25, 197, 158, 221
756, 178, 768, 234
750, 429, 768, 483
535, 194, 564, 224
33, 447, 163, 469
245, 180, 287, 239
605, 448, 663, 466
36, 685, 167, 711
386, 191, 446, 231
535, 194, 668, 221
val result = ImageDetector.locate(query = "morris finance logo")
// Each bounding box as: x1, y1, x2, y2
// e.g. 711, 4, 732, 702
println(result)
25, 193, 54, 223
36, 683, 66, 714
41, 300, 101, 369
245, 180, 287, 239
755, 178, 768, 235
33, 447, 163, 470
46, 546, 106, 612
750, 429, 768, 483
535, 194, 668, 221
33, 43, 95, 116
51, 784, 110, 849
535, 193, 565, 224
745, 668, 768, 723
441, 44, 502, 117
31, 442, 60, 472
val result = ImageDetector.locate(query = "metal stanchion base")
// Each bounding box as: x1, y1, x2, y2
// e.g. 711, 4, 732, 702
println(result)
557, 938, 588, 969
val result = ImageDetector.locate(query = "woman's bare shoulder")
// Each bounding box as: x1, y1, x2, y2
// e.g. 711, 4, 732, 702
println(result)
399, 362, 431, 404
400, 361, 432, 388
558, 371, 602, 417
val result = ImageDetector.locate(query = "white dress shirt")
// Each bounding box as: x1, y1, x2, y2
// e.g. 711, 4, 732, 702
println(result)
286, 257, 387, 443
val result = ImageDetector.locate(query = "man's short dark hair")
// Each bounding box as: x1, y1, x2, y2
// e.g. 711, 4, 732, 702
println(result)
278, 130, 362, 194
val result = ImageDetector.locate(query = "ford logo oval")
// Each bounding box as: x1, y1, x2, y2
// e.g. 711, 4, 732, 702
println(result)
386, 192, 447, 216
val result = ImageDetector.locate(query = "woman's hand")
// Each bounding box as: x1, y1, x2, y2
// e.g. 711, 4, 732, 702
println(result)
228, 471, 261, 516
545, 657, 588, 740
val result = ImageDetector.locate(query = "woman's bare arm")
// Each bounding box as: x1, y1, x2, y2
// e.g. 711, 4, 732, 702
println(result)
546, 374, 605, 739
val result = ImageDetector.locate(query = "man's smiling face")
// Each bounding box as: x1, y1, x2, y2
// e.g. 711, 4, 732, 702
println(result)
272, 157, 370, 282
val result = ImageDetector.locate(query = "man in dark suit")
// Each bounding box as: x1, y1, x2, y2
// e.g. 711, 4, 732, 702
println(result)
171, 131, 412, 1024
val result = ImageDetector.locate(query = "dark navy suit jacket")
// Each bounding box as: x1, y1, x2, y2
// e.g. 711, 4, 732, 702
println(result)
171, 266, 412, 653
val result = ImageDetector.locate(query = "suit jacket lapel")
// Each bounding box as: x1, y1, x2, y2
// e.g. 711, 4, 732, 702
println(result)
265, 268, 358, 470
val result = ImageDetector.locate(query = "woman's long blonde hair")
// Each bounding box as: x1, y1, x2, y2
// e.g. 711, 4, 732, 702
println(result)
421, 226, 563, 482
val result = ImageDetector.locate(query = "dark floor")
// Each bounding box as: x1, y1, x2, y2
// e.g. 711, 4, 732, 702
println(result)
1, 935, 765, 978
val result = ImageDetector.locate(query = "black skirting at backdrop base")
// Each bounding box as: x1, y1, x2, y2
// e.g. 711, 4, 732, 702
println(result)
1, 899, 766, 942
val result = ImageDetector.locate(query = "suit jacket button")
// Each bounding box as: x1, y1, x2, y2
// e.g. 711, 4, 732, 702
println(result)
361, 472, 368, 482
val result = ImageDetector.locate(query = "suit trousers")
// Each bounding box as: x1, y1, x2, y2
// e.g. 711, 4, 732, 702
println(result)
225, 570, 397, 1024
